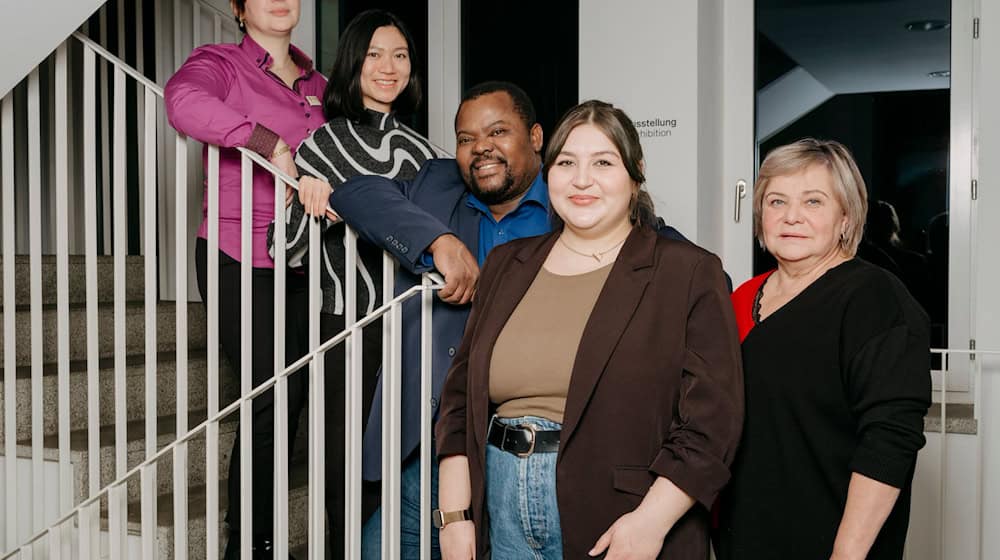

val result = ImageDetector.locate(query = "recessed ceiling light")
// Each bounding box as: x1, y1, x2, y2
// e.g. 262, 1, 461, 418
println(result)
928, 70, 951, 78
905, 20, 951, 32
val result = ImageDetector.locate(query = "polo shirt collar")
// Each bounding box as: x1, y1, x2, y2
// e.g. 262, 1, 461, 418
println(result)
240, 34, 315, 77
467, 170, 548, 218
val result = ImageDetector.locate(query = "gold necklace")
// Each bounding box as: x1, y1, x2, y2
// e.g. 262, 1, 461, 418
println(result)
558, 234, 628, 262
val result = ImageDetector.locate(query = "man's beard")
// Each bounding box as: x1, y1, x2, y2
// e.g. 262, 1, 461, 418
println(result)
465, 157, 530, 206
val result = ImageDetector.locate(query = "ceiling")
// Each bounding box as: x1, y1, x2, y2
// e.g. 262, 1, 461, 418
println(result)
758, 0, 952, 94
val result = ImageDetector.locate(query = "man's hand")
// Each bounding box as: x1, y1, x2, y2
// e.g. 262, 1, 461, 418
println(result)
298, 176, 334, 219
428, 234, 479, 305
439, 520, 476, 560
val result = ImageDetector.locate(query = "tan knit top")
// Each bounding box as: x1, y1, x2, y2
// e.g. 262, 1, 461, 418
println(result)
489, 264, 613, 422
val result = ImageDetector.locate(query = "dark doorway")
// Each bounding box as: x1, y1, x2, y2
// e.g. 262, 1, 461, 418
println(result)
461, 0, 579, 142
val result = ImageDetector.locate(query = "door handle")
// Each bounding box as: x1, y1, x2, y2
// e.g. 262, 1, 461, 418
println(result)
734, 179, 748, 223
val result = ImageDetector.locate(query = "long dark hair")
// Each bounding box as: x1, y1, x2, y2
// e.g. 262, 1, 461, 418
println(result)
322, 10, 422, 121
544, 100, 656, 228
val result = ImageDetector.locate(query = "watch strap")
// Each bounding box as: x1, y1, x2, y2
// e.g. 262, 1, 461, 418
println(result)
433, 508, 472, 528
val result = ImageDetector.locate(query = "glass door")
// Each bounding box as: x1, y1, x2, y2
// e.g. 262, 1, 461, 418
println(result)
745, 0, 974, 394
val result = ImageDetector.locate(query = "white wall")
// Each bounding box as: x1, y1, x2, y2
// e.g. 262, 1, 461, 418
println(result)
579, 0, 704, 244
975, 0, 1000, 556
0, 0, 105, 97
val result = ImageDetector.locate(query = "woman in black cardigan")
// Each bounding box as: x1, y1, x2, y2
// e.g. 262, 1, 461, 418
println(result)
716, 139, 931, 560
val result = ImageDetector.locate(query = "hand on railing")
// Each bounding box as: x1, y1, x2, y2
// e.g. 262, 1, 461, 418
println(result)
297, 175, 340, 223
427, 234, 479, 305
269, 138, 298, 179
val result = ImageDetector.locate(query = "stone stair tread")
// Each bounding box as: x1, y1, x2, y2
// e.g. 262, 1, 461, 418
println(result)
10, 299, 176, 313
126, 447, 311, 527
4, 349, 209, 379
25, 409, 236, 451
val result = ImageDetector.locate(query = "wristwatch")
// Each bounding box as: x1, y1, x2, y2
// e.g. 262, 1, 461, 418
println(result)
432, 508, 472, 529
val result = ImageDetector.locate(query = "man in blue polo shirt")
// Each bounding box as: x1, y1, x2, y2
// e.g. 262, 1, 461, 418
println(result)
329, 81, 551, 559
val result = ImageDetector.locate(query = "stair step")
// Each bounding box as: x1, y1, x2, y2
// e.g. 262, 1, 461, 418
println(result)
0, 350, 238, 442
0, 299, 207, 367
13, 410, 240, 505
0, 255, 147, 307
135, 440, 313, 559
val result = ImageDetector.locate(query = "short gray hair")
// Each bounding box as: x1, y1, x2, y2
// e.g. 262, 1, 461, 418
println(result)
753, 138, 868, 256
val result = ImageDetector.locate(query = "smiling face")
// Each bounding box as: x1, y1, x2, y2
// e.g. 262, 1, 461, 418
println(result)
454, 91, 543, 206
234, 0, 300, 37
359, 25, 411, 113
761, 163, 849, 266
547, 123, 635, 237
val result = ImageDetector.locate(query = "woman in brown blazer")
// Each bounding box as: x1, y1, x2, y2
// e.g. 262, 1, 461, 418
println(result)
434, 100, 744, 559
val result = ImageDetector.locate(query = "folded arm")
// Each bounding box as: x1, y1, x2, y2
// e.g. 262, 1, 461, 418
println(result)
164, 48, 279, 157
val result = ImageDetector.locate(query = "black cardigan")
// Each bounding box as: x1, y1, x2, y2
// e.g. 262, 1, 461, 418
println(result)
716, 258, 931, 560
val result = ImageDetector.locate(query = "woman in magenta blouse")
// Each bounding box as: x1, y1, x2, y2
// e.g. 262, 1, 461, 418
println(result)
164, 0, 325, 557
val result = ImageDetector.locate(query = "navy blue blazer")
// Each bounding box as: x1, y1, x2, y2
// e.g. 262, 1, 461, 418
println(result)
330, 159, 479, 480
329, 158, 699, 480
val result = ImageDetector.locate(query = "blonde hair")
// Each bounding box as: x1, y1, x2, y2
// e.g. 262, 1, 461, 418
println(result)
753, 138, 868, 255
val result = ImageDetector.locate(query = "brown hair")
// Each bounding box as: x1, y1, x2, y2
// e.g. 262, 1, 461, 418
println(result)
544, 100, 655, 228
753, 138, 868, 255
231, 0, 247, 32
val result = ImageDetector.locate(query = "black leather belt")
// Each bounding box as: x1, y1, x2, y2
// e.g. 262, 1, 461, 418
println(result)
487, 417, 560, 457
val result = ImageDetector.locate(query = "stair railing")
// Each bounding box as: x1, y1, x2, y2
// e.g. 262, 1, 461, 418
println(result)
2, 11, 445, 560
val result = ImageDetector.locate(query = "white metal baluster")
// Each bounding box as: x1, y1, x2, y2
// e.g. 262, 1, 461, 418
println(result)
99, 5, 111, 254
345, 229, 362, 560
206, 145, 220, 560
48, 525, 60, 560
381, 252, 400, 560
82, 45, 101, 506
172, 0, 182, 72
111, 65, 129, 560
307, 216, 324, 560
939, 350, 948, 560
54, 43, 72, 560
193, 1, 202, 46
27, 66, 43, 539
175, 133, 190, 560
419, 274, 434, 560
135, 0, 145, 254
141, 86, 159, 560
272, 175, 288, 559
2, 91, 16, 554
109, 483, 124, 560
239, 152, 253, 560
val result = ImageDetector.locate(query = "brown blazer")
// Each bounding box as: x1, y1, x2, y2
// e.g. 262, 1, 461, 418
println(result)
436, 225, 744, 559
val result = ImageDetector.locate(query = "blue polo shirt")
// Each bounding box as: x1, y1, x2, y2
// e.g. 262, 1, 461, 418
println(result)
467, 171, 551, 265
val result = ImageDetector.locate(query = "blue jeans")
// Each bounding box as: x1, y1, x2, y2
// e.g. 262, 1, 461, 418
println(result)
486, 416, 563, 559
361, 447, 440, 559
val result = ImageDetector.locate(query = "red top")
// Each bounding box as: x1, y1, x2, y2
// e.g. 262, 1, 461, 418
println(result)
730, 270, 774, 342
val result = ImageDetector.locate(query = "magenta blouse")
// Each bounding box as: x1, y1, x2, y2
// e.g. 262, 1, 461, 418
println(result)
165, 35, 328, 268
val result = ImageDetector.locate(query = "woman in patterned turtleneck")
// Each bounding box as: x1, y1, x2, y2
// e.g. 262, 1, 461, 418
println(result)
267, 8, 441, 555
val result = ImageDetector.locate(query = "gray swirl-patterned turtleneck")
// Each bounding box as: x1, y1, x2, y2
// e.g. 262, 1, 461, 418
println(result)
267, 109, 443, 315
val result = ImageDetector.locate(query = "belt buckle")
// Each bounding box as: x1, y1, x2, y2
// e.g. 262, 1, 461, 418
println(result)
515, 424, 537, 458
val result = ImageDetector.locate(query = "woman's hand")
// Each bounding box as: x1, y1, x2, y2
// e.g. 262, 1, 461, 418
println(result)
269, 138, 297, 179
297, 176, 334, 220
589, 477, 694, 559
588, 508, 669, 560
439, 520, 476, 560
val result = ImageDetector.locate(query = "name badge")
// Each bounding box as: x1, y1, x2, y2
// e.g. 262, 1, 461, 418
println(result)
306, 95, 321, 106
